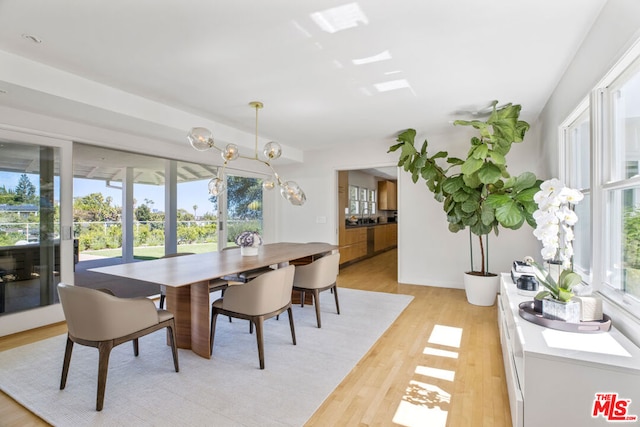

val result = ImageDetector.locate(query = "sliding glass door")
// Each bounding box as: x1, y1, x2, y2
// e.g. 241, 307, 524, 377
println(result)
0, 140, 61, 315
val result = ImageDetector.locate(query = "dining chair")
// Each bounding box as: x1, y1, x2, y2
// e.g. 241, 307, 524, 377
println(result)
292, 252, 341, 328
210, 265, 296, 369
57, 283, 179, 411
220, 246, 274, 283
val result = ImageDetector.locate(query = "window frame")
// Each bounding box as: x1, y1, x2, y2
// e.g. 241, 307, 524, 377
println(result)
569, 36, 640, 327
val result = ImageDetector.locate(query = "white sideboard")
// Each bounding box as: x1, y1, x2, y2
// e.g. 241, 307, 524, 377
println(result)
498, 274, 640, 426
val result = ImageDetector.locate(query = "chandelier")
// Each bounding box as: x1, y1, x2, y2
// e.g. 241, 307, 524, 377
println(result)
187, 101, 306, 206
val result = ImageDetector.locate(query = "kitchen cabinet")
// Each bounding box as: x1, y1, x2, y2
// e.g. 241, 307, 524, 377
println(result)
340, 227, 367, 264
377, 180, 397, 210
499, 274, 640, 427
374, 224, 397, 252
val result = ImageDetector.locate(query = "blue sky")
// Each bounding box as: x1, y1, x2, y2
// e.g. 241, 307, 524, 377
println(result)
1, 171, 217, 215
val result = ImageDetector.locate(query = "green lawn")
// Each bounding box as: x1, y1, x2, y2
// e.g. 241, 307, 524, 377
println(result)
82, 242, 236, 259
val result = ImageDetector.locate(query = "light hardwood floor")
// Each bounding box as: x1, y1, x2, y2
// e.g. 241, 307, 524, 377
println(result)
0, 249, 511, 426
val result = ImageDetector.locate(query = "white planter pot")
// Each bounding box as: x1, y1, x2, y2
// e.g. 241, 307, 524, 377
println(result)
240, 246, 259, 256
463, 272, 499, 306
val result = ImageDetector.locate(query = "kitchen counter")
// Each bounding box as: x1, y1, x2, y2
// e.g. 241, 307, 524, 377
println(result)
345, 221, 396, 228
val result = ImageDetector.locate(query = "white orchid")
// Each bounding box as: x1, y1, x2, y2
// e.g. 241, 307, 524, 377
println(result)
532, 179, 583, 269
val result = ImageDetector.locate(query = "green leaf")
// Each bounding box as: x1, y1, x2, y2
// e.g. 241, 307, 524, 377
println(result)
488, 150, 506, 165
461, 158, 483, 175
431, 151, 448, 159
513, 172, 538, 192
462, 172, 481, 189
485, 193, 510, 208
477, 163, 502, 184
442, 176, 464, 194
396, 129, 417, 144
446, 157, 465, 165
514, 187, 539, 203
472, 144, 489, 160
448, 222, 464, 233
453, 191, 470, 202
461, 198, 479, 213
480, 204, 495, 226
559, 271, 582, 290
420, 139, 429, 155
495, 200, 524, 227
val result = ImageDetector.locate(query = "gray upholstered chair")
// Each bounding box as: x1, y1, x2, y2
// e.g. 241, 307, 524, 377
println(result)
57, 283, 179, 411
210, 265, 296, 369
292, 252, 341, 328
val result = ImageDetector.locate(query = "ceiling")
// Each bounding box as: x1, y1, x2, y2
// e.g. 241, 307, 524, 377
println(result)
0, 1, 607, 170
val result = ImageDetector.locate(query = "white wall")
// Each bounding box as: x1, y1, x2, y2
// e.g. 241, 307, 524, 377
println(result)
539, 0, 640, 174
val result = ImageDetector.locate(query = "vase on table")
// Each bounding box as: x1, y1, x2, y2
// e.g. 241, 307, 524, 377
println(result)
241, 246, 259, 256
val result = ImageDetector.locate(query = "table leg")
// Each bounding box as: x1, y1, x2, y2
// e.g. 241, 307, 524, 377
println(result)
166, 286, 191, 349
190, 281, 211, 359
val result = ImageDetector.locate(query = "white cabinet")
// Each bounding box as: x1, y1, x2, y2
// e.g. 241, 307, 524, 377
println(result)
498, 274, 640, 426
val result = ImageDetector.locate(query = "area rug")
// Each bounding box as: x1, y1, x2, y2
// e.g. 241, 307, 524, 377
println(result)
0, 288, 413, 426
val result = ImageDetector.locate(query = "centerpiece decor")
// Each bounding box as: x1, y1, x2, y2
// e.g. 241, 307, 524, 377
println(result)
236, 231, 262, 256
530, 178, 584, 322
389, 101, 541, 306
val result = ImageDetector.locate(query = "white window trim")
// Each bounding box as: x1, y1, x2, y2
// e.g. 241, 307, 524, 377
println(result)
590, 36, 640, 345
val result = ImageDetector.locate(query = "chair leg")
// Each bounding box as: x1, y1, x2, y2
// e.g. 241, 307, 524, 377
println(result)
255, 316, 265, 369
210, 310, 219, 356
132, 338, 139, 356
333, 284, 341, 315
159, 294, 165, 309
287, 306, 296, 345
312, 289, 322, 328
300, 291, 305, 307
60, 336, 74, 390
249, 320, 253, 334
167, 322, 179, 372
96, 340, 114, 411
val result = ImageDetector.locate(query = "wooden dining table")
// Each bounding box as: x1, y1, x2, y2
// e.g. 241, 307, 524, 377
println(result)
89, 242, 337, 359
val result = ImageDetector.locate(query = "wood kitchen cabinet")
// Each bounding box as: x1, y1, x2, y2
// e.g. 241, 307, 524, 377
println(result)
377, 180, 397, 210
374, 224, 397, 252
340, 227, 367, 263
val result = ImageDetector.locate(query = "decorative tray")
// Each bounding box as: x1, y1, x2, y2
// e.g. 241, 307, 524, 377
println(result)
518, 301, 612, 333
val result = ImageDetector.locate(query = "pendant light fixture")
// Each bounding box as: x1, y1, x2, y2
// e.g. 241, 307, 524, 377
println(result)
187, 101, 306, 206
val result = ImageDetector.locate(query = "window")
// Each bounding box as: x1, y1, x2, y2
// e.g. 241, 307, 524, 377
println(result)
348, 185, 376, 216
0, 141, 61, 315
561, 104, 592, 281
348, 185, 359, 214
562, 38, 640, 323
602, 58, 640, 304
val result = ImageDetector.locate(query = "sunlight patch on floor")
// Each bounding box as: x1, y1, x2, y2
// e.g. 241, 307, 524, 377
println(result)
393, 324, 462, 427
415, 365, 455, 382
393, 380, 450, 427
422, 347, 458, 359
428, 324, 462, 348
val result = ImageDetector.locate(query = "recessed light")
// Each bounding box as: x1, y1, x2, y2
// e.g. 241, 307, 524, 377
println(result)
21, 34, 42, 44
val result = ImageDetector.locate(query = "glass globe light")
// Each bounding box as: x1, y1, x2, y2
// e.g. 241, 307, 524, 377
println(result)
263, 141, 282, 160
188, 127, 214, 151
262, 178, 276, 190
208, 177, 226, 196
280, 181, 306, 206
222, 143, 240, 161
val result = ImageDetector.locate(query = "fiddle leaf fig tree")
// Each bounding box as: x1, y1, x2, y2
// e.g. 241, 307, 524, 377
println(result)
389, 101, 541, 276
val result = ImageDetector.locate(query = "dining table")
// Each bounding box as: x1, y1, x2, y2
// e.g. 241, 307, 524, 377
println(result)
89, 242, 338, 359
